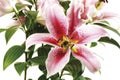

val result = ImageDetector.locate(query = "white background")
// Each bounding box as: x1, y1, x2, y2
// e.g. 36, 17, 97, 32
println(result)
0, 0, 120, 80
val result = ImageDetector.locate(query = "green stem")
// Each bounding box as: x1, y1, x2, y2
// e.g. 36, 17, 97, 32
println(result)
24, 52, 28, 80
59, 70, 64, 79
33, 0, 38, 11
13, 7, 28, 80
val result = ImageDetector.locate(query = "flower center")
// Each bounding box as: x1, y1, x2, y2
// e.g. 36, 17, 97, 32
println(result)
58, 36, 72, 51
61, 41, 69, 47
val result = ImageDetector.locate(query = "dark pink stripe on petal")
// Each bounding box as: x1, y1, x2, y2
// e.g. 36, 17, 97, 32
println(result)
67, 0, 83, 35
46, 47, 70, 78
26, 33, 58, 49
46, 4, 68, 40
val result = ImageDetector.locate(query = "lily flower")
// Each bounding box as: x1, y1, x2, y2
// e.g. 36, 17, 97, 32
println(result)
0, 13, 18, 28
85, 0, 119, 21
0, 0, 13, 16
0, 13, 25, 28
26, 2, 107, 78
76, 0, 119, 23
36, 0, 59, 25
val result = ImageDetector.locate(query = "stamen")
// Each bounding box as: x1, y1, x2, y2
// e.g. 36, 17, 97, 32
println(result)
95, 0, 107, 10
100, 0, 108, 3
61, 41, 69, 47
71, 46, 78, 53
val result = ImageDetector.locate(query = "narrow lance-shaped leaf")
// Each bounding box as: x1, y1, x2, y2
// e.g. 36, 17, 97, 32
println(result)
0, 28, 6, 33
37, 44, 52, 73
3, 45, 25, 70
90, 42, 97, 48
99, 37, 120, 49
29, 56, 47, 66
93, 20, 120, 36
76, 76, 91, 80
38, 74, 48, 80
63, 58, 85, 78
26, 11, 38, 20
37, 44, 52, 57
14, 62, 26, 75
5, 26, 18, 44
15, 3, 30, 11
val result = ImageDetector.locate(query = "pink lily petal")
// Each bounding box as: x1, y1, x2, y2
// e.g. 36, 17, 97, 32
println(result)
93, 12, 120, 20
0, 13, 20, 28
46, 3, 68, 40
46, 47, 70, 78
26, 33, 58, 49
80, 0, 98, 20
67, 0, 83, 35
36, 0, 48, 25
37, 0, 58, 11
70, 25, 107, 44
0, 0, 13, 16
80, 0, 89, 20
88, 0, 98, 5
37, 0, 59, 25
72, 45, 100, 72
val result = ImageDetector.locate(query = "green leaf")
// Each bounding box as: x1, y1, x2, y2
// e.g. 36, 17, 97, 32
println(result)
14, 62, 26, 75
90, 42, 97, 47
26, 11, 38, 20
93, 20, 120, 36
76, 76, 86, 80
37, 44, 52, 57
15, 3, 30, 11
60, 1, 70, 14
99, 37, 120, 49
50, 73, 60, 80
29, 56, 46, 66
5, 26, 18, 44
38, 74, 48, 80
3, 45, 25, 70
37, 45, 52, 73
85, 77, 91, 80
39, 65, 47, 74
75, 76, 91, 80
64, 58, 85, 79
0, 28, 6, 33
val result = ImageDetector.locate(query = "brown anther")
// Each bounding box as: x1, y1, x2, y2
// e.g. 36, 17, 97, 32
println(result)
100, 0, 108, 3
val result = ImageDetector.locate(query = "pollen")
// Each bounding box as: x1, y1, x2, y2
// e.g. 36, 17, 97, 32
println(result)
95, 0, 108, 10
58, 36, 71, 49
71, 46, 78, 53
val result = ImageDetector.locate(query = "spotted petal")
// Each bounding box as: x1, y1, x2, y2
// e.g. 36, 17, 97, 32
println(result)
67, 0, 83, 35
46, 3, 68, 40
70, 25, 107, 44
72, 45, 100, 72
46, 47, 70, 78
26, 33, 58, 49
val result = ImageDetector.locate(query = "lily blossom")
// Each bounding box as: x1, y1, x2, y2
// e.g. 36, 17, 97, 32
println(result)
93, 11, 120, 21
0, 13, 18, 28
93, 0, 120, 20
36, 0, 59, 25
75, 0, 118, 23
0, 0, 31, 17
0, 13, 25, 28
26, 2, 107, 78
0, 0, 13, 16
